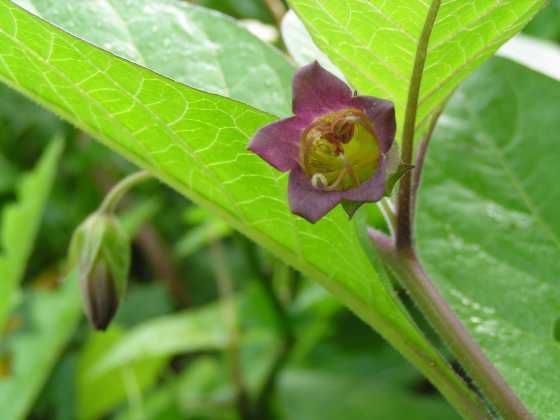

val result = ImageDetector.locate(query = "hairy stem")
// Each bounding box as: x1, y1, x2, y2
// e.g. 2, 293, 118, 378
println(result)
396, 0, 441, 250
98, 170, 152, 214
371, 231, 533, 420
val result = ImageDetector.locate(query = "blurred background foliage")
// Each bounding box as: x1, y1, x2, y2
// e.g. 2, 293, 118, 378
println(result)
0, 1, 557, 419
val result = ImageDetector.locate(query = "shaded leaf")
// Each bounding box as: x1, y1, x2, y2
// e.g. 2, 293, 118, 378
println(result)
417, 58, 560, 419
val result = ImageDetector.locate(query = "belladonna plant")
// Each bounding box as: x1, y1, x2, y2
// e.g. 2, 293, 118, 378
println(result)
249, 59, 534, 419
248, 61, 406, 223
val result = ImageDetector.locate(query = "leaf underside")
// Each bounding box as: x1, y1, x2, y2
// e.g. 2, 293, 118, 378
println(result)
0, 0, 455, 394
287, 0, 546, 134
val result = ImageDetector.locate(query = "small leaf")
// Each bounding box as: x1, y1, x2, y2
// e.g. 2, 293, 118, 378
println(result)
0, 138, 63, 329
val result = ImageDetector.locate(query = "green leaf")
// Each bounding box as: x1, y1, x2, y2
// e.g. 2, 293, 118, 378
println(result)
77, 326, 167, 420
0, 0, 472, 409
93, 303, 228, 374
280, 9, 345, 80
417, 57, 560, 419
15, 0, 294, 117
279, 364, 458, 420
287, 0, 545, 134
0, 138, 63, 329
0, 153, 18, 193
0, 275, 82, 420
524, 0, 560, 42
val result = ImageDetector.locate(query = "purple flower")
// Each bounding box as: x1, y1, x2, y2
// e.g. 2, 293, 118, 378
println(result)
248, 61, 401, 223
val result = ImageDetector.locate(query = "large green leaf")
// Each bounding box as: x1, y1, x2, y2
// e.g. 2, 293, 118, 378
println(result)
287, 0, 545, 133
417, 58, 560, 419
0, 138, 62, 329
15, 0, 294, 117
0, 0, 472, 407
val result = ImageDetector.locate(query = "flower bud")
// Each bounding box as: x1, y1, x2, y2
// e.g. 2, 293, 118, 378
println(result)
68, 213, 129, 330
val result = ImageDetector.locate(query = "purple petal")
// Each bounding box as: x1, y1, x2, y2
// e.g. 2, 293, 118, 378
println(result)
351, 96, 396, 153
292, 61, 353, 116
341, 155, 386, 203
288, 167, 344, 223
248, 116, 306, 172
287, 157, 386, 223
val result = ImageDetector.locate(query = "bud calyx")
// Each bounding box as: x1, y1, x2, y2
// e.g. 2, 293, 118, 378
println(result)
68, 213, 129, 330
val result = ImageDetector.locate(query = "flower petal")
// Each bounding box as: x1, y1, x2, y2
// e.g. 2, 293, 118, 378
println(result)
288, 167, 343, 223
292, 61, 353, 116
351, 96, 396, 153
341, 155, 386, 203
247, 116, 306, 171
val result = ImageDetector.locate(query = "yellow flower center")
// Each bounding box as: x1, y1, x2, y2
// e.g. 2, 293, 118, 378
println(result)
300, 109, 380, 191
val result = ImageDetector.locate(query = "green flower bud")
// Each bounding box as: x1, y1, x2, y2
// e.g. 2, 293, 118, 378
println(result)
68, 213, 130, 330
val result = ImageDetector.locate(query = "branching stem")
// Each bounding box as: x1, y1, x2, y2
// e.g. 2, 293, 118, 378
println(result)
395, 0, 441, 250
389, 0, 534, 418
371, 234, 533, 420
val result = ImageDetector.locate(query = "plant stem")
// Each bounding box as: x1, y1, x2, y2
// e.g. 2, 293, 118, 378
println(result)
98, 170, 152, 214
410, 108, 442, 220
396, 0, 441, 250
210, 240, 252, 420
390, 2, 531, 412
356, 222, 491, 420
371, 231, 533, 420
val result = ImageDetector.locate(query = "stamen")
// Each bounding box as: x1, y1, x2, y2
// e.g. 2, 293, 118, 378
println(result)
311, 168, 347, 191
311, 173, 328, 189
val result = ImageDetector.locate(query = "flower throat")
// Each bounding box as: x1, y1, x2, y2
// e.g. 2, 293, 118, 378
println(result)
300, 108, 381, 192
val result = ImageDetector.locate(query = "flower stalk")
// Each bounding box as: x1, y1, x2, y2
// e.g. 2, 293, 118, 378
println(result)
98, 170, 152, 214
